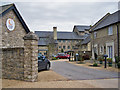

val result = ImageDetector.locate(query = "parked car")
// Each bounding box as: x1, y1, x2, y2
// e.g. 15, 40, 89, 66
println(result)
52, 54, 57, 58
38, 54, 51, 71
56, 53, 70, 59
52, 54, 57, 60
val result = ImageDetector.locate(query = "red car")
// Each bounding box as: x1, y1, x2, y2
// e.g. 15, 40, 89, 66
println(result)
56, 53, 70, 59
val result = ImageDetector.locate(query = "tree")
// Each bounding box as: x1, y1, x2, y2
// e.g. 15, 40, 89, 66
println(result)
45, 34, 57, 59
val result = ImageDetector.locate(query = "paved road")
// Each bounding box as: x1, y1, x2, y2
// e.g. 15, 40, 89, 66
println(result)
51, 61, 119, 80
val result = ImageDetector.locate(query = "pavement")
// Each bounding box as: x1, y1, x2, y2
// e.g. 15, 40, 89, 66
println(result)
51, 60, 119, 80
2, 70, 96, 88
2, 59, 119, 88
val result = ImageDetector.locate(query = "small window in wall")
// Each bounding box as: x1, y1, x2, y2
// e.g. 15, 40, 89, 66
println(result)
68, 46, 70, 49
100, 46, 104, 54
59, 40, 61, 42
44, 53, 47, 55
59, 46, 61, 48
63, 46, 66, 49
63, 40, 65, 42
108, 26, 113, 35
94, 32, 97, 39
67, 40, 70, 42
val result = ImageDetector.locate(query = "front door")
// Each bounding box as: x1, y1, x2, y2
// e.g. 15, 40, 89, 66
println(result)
108, 46, 113, 59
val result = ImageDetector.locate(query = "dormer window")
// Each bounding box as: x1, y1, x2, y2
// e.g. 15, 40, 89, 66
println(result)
108, 26, 113, 35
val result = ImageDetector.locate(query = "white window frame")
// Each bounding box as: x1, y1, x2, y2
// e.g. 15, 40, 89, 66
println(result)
108, 26, 113, 35
106, 42, 115, 62
99, 45, 104, 55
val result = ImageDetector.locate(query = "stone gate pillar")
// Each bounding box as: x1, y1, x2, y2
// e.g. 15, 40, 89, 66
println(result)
23, 32, 38, 82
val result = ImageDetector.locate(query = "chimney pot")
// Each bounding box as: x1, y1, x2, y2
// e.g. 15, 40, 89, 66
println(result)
53, 27, 57, 40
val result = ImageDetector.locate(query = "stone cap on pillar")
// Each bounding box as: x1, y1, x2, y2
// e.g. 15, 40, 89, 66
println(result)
23, 32, 39, 40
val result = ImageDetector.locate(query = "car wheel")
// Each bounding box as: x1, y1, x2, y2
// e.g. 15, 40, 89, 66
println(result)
46, 63, 50, 70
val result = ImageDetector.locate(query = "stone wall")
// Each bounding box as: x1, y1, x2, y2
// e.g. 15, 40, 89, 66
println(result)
2, 32, 38, 82
1, 9, 39, 82
91, 24, 118, 61
23, 32, 38, 82
91, 24, 118, 55
57, 40, 80, 52
2, 48, 24, 80
1, 10, 26, 48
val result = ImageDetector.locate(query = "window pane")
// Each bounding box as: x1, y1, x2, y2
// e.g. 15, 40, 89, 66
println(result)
63, 46, 66, 49
68, 46, 70, 49
59, 40, 61, 42
63, 40, 65, 42
108, 26, 113, 35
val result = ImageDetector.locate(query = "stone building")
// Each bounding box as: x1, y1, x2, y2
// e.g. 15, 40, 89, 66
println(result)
90, 10, 120, 62
35, 26, 91, 57
0, 4, 38, 81
77, 35, 91, 53
73, 25, 91, 55
73, 25, 90, 35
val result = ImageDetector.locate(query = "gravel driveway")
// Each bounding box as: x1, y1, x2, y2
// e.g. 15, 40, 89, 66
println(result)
51, 61, 119, 80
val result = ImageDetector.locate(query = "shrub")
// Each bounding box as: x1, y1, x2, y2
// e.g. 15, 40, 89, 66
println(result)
98, 55, 104, 61
78, 56, 84, 61
52, 57, 57, 60
82, 54, 90, 60
93, 63, 98, 67
115, 56, 119, 63
107, 58, 112, 63
117, 62, 120, 69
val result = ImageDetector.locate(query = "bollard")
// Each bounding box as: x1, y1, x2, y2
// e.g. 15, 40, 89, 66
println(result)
76, 53, 78, 61
103, 54, 108, 68
69, 56, 70, 61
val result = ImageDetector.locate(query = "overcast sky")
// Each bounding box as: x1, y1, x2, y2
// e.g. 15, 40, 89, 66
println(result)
1, 0, 119, 32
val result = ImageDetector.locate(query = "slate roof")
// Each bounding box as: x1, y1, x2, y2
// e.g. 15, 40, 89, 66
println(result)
38, 40, 48, 46
35, 31, 87, 46
92, 10, 120, 31
0, 3, 30, 33
57, 32, 85, 40
0, 4, 13, 14
35, 31, 53, 38
35, 31, 86, 40
81, 35, 91, 45
73, 25, 90, 32
38, 39, 58, 46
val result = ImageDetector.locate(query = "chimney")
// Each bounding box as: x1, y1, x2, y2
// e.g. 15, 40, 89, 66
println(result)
53, 27, 57, 40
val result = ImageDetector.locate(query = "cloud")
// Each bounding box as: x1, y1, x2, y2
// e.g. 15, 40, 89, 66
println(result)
2, 2, 118, 32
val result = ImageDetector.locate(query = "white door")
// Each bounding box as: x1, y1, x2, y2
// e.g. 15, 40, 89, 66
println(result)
106, 42, 115, 62
108, 46, 113, 59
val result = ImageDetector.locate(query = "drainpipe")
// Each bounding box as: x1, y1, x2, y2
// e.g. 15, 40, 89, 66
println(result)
117, 24, 119, 61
